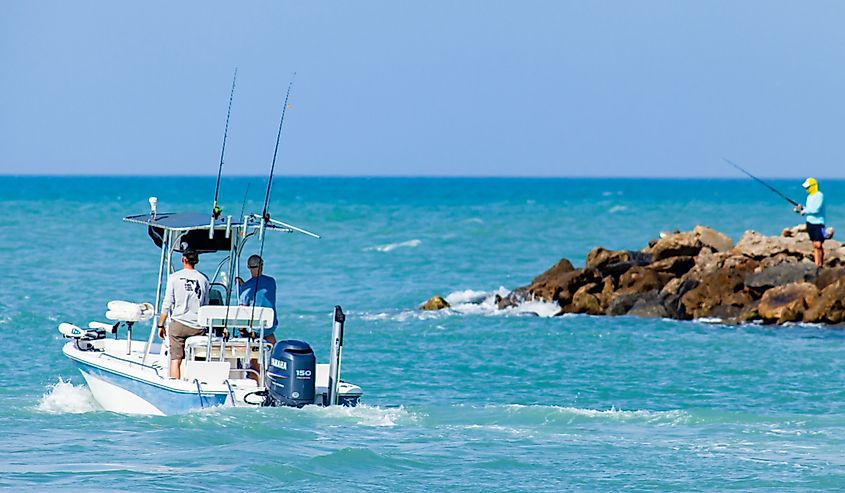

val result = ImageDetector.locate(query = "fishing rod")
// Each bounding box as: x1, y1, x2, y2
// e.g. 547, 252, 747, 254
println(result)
261, 73, 296, 223
248, 74, 296, 346
239, 182, 251, 220
723, 157, 800, 207
212, 68, 239, 220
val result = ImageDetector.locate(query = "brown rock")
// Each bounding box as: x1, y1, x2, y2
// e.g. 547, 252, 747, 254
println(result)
758, 282, 818, 323
680, 269, 749, 319
568, 283, 604, 315
694, 225, 733, 252
598, 276, 616, 306
529, 258, 575, 291
648, 232, 703, 261
804, 279, 845, 323
526, 264, 603, 306
585, 247, 629, 271
650, 255, 695, 276
826, 243, 845, 267
606, 293, 641, 316
815, 267, 845, 291
737, 300, 761, 323
756, 253, 800, 271
525, 259, 577, 301
616, 266, 669, 296
722, 255, 760, 273
745, 262, 818, 295
660, 277, 684, 297
421, 295, 450, 311
496, 287, 528, 310
681, 251, 733, 284
627, 290, 669, 318
734, 230, 813, 260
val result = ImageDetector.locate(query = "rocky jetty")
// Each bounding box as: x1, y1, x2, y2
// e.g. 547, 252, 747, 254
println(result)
477, 224, 845, 325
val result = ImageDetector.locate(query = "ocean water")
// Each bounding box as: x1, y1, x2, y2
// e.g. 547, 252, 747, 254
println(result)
2, 176, 845, 491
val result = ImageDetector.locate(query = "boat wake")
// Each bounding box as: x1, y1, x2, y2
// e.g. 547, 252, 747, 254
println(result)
499, 403, 691, 425
37, 378, 101, 414
302, 404, 419, 427
364, 239, 422, 252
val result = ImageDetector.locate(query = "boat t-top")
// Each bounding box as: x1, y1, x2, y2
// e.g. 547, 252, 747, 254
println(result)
58, 199, 362, 415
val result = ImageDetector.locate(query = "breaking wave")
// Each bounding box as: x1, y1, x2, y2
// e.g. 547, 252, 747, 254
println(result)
360, 287, 561, 322
37, 378, 101, 414
364, 239, 422, 252
443, 287, 561, 317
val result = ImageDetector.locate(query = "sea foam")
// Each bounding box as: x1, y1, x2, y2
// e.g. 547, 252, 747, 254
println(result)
37, 378, 100, 414
364, 239, 422, 252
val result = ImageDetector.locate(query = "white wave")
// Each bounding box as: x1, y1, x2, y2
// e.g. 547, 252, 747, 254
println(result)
445, 289, 490, 305
502, 404, 690, 424
364, 239, 422, 252
37, 378, 100, 414
608, 205, 627, 214
361, 287, 562, 322
303, 404, 418, 427
465, 217, 484, 224
445, 287, 560, 318
694, 317, 725, 324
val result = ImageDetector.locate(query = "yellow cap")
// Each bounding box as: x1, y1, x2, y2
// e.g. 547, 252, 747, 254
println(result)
802, 177, 817, 189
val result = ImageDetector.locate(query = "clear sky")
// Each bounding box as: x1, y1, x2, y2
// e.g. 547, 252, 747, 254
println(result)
1, 1, 844, 177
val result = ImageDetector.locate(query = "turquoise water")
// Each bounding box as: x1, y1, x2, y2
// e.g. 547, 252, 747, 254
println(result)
2, 176, 845, 491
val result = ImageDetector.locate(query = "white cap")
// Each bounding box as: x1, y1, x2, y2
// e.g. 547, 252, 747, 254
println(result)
801, 179, 811, 188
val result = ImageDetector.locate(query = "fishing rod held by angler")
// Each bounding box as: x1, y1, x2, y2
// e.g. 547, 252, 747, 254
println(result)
723, 157, 800, 207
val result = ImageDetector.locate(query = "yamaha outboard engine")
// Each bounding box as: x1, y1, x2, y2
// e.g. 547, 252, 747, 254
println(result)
266, 340, 316, 407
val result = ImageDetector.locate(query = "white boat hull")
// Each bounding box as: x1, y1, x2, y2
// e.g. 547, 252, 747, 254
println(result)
62, 339, 361, 415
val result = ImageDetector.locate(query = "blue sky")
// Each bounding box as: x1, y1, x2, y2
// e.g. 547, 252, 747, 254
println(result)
1, 1, 844, 177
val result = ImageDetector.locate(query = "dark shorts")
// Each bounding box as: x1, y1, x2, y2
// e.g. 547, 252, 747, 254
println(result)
169, 320, 206, 360
807, 223, 826, 243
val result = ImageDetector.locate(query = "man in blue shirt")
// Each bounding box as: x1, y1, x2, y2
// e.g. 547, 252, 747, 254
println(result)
237, 254, 279, 343
795, 177, 826, 268
237, 254, 279, 382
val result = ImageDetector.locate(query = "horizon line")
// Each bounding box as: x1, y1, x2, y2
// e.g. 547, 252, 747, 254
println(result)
0, 173, 834, 180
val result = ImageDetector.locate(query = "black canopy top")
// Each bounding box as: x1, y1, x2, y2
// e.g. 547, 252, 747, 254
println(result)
125, 212, 243, 253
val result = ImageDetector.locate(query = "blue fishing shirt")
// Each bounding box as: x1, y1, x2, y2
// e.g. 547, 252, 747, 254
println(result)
804, 191, 825, 225
238, 274, 279, 333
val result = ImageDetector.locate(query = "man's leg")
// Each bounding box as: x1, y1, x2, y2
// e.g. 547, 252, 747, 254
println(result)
248, 333, 277, 382
814, 241, 824, 267
168, 321, 193, 379
170, 358, 182, 379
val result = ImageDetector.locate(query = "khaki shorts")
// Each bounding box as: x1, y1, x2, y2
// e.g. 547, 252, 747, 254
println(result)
169, 320, 205, 360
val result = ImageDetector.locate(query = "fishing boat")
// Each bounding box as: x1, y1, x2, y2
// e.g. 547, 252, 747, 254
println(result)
58, 201, 362, 415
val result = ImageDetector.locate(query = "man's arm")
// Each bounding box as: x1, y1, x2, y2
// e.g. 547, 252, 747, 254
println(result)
803, 194, 823, 215
159, 277, 175, 338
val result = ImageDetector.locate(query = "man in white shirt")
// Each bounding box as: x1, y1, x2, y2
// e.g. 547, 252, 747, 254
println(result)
157, 249, 210, 378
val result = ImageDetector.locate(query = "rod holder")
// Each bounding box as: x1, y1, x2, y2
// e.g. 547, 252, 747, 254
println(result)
126, 322, 134, 355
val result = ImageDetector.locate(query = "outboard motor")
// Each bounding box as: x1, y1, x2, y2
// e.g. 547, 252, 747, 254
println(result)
266, 340, 316, 407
